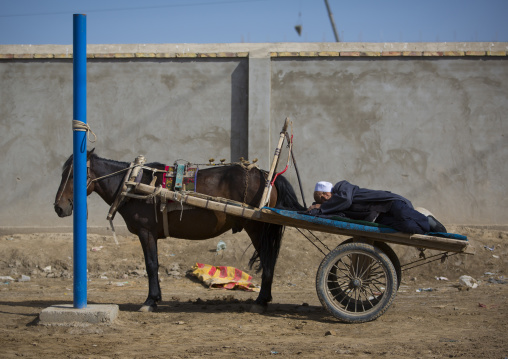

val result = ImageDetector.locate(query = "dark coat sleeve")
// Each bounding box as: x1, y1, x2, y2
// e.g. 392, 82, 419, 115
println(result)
318, 181, 358, 215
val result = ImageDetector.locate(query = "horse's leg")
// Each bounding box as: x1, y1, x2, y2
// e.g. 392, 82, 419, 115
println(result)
137, 227, 161, 312
245, 222, 284, 313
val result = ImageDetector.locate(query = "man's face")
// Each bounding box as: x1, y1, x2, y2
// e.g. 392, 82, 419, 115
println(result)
314, 191, 332, 204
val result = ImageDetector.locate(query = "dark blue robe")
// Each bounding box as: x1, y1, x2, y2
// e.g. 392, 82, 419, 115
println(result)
307, 180, 430, 234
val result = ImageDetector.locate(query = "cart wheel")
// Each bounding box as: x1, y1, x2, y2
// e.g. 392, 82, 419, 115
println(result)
316, 242, 398, 323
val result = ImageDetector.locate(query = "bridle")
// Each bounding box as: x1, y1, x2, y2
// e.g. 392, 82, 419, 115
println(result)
54, 163, 74, 207
54, 158, 153, 206
54, 159, 97, 206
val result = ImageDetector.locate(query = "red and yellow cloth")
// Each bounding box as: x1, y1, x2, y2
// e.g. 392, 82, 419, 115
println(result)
191, 263, 260, 292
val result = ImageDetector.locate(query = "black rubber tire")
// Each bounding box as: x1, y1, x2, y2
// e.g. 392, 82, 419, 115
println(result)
316, 242, 398, 323
340, 238, 402, 289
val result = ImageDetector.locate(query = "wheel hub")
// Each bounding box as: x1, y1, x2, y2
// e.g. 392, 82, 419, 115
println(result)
350, 278, 362, 288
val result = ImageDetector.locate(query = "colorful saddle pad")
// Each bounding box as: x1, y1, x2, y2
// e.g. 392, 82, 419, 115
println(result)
162, 164, 198, 191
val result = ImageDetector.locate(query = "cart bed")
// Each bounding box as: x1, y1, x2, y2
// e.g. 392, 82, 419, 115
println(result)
260, 207, 469, 253
128, 181, 470, 254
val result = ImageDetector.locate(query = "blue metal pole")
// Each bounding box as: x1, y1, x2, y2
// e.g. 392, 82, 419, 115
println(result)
73, 14, 87, 309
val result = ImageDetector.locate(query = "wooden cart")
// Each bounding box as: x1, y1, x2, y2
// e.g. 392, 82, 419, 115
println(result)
118, 119, 471, 323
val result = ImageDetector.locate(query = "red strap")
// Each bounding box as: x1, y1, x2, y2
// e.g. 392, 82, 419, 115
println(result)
270, 134, 293, 186
162, 165, 170, 188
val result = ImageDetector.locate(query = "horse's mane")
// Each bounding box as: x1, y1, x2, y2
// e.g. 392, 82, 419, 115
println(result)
92, 152, 167, 171
61, 151, 131, 171
91, 153, 129, 168
63, 151, 263, 173
62, 154, 74, 171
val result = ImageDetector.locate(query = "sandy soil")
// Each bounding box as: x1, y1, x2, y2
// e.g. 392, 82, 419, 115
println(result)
0, 225, 507, 358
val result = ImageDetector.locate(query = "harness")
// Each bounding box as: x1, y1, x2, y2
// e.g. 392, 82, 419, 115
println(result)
158, 162, 198, 237
61, 151, 263, 243
103, 157, 260, 241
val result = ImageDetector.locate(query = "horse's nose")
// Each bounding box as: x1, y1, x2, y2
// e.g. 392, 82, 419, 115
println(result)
54, 204, 64, 217
54, 200, 73, 217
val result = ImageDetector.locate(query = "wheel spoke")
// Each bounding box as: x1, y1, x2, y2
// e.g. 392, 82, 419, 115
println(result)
356, 258, 377, 279
357, 288, 366, 312
327, 277, 349, 286
345, 289, 354, 309
364, 270, 385, 281
353, 288, 359, 312
369, 281, 386, 295
365, 282, 381, 297
334, 286, 354, 305
328, 269, 351, 282
353, 254, 361, 278
360, 287, 375, 308
333, 260, 354, 280
369, 277, 387, 286
342, 257, 356, 279
363, 274, 386, 285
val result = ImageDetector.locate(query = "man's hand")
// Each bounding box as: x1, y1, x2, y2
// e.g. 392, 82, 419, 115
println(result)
307, 203, 321, 211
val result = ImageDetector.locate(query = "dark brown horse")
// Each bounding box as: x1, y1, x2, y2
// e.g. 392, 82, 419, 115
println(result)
54, 150, 305, 312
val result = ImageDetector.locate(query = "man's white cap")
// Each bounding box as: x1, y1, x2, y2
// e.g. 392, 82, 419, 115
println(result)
314, 181, 333, 192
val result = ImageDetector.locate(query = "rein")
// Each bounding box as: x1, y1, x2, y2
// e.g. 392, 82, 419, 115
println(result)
56, 159, 166, 204
89, 165, 133, 184
90, 164, 167, 185
54, 163, 73, 206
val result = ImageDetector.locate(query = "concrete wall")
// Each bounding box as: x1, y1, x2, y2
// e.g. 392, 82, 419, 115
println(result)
1, 42, 507, 232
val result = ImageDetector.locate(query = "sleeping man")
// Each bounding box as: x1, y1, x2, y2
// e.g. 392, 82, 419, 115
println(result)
306, 181, 447, 235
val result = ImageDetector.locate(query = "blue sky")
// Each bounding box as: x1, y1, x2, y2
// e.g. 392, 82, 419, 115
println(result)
1, 0, 507, 45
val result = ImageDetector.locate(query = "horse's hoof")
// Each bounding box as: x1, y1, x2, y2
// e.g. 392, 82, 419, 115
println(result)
139, 305, 155, 312
250, 304, 267, 314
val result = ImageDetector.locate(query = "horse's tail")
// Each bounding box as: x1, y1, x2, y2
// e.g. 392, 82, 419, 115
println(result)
272, 175, 307, 212
249, 175, 305, 280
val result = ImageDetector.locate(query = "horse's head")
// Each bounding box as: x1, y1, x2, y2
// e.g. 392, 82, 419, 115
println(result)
54, 149, 96, 217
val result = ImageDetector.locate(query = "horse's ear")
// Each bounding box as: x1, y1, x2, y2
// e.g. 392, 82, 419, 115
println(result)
88, 148, 95, 157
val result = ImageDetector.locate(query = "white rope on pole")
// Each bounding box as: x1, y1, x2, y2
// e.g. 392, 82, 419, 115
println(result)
72, 120, 97, 143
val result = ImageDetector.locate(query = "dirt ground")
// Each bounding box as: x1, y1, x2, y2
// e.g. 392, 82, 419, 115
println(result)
0, 225, 507, 358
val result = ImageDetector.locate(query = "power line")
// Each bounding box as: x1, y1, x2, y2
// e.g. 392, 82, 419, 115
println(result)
0, 0, 268, 18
